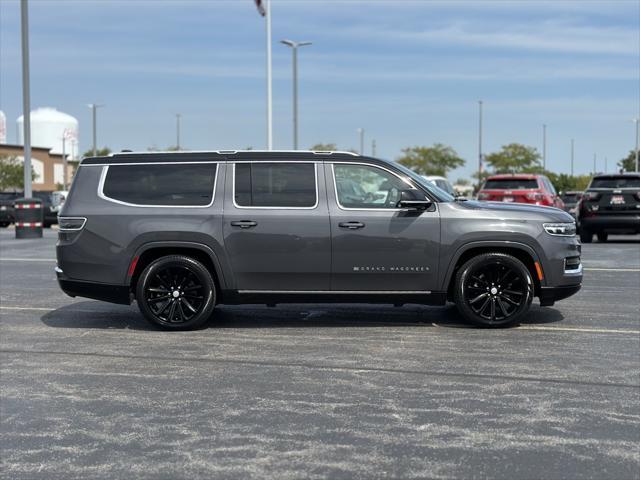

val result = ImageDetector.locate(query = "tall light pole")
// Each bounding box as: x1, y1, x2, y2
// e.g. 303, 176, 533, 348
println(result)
357, 128, 364, 155
281, 40, 312, 150
87, 103, 104, 156
570, 138, 574, 176
371, 139, 376, 157
542, 124, 547, 171
634, 118, 639, 172
478, 100, 483, 184
20, 0, 32, 199
176, 113, 182, 150
593, 153, 597, 174
61, 134, 67, 190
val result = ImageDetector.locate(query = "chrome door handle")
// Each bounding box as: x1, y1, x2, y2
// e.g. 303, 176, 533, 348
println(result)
339, 221, 365, 230
230, 220, 257, 228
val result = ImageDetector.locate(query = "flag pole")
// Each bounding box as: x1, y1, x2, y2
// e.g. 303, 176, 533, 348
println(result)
266, 0, 273, 150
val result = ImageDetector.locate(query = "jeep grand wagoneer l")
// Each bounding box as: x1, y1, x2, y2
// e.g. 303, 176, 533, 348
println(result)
56, 150, 582, 329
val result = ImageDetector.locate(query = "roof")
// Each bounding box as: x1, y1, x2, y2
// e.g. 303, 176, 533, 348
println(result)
486, 173, 541, 179
80, 150, 362, 165
592, 172, 640, 178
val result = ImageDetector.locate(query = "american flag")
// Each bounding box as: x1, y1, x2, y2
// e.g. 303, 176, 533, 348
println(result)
254, 0, 266, 16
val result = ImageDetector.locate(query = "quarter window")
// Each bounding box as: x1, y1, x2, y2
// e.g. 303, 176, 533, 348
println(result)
334, 164, 409, 209
102, 163, 217, 206
234, 163, 317, 208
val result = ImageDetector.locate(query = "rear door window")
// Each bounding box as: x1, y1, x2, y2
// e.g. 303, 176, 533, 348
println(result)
234, 162, 317, 208
102, 163, 217, 206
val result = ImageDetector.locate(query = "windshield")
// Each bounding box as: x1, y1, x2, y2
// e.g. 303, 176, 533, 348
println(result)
590, 176, 640, 189
390, 162, 455, 202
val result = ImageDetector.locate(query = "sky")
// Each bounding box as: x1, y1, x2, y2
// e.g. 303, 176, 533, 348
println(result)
0, 0, 639, 181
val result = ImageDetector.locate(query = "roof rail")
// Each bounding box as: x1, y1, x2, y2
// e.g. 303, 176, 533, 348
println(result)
110, 149, 361, 156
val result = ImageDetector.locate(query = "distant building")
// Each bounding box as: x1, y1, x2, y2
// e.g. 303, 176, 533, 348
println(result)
16, 107, 79, 159
0, 143, 73, 192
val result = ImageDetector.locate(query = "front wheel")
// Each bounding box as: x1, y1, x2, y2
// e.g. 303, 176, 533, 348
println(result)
453, 253, 534, 327
579, 230, 593, 243
597, 232, 608, 242
136, 255, 216, 330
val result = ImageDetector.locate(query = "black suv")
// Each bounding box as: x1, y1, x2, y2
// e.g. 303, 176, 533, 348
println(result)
56, 150, 582, 330
578, 173, 640, 243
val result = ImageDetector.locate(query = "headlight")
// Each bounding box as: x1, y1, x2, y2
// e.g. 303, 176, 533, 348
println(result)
543, 222, 576, 236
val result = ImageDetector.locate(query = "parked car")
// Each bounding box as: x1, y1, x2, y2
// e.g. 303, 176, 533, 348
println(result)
422, 175, 456, 197
577, 173, 640, 243
57, 150, 581, 330
0, 191, 21, 227
31, 191, 59, 227
477, 174, 564, 209
560, 191, 584, 218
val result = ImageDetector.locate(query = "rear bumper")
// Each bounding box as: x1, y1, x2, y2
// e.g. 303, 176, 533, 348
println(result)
56, 267, 131, 305
539, 284, 581, 307
580, 215, 640, 233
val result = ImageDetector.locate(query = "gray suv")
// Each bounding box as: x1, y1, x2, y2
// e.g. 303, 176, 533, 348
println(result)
56, 150, 582, 330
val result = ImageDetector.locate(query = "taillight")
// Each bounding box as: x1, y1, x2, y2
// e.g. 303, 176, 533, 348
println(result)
525, 192, 545, 201
58, 217, 86, 231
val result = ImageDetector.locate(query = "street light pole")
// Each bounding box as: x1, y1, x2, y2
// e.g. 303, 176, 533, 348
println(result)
634, 118, 639, 172
593, 153, 597, 174
176, 113, 181, 150
570, 138, 574, 177
542, 124, 547, 171
20, 0, 32, 199
281, 40, 312, 150
357, 128, 364, 155
62, 135, 67, 190
478, 100, 483, 184
371, 139, 376, 157
88, 103, 103, 156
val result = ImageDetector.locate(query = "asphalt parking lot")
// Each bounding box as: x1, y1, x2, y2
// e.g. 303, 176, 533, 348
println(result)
1, 229, 639, 479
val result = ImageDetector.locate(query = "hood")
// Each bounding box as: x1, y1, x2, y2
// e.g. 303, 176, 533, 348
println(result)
457, 200, 574, 222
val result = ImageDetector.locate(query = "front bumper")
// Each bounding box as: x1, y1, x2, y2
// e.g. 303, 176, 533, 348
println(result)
56, 267, 131, 305
539, 284, 581, 307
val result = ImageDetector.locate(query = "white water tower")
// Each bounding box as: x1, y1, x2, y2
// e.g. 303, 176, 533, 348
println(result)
17, 107, 79, 159
0, 110, 6, 144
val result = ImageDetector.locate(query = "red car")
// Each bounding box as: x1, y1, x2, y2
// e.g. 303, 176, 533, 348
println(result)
477, 174, 564, 209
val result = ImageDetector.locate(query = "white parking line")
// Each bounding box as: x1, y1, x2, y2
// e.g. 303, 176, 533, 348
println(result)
516, 325, 640, 334
583, 267, 640, 272
0, 258, 56, 262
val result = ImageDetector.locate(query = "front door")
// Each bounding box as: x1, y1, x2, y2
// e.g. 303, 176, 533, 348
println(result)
223, 160, 331, 291
327, 162, 440, 292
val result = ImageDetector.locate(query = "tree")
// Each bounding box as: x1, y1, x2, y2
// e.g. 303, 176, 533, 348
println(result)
397, 144, 465, 176
485, 144, 542, 174
618, 150, 638, 172
0, 155, 35, 191
455, 178, 471, 186
310, 143, 337, 151
82, 147, 111, 158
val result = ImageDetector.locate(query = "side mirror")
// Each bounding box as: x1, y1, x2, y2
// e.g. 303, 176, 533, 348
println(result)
397, 189, 432, 210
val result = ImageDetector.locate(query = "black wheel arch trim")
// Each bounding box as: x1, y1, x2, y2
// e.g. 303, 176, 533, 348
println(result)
127, 241, 228, 289
441, 240, 546, 292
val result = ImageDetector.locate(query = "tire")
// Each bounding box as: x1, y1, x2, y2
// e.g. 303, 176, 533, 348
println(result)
136, 255, 216, 330
597, 232, 608, 242
0, 222, 9, 228
453, 252, 534, 327
579, 230, 592, 243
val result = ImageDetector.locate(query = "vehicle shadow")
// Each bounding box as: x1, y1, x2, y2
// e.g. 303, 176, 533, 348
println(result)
41, 301, 565, 331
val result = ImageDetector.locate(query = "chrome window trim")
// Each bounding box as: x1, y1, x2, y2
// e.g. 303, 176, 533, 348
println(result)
330, 162, 422, 212
83, 161, 219, 168
97, 163, 219, 208
58, 216, 87, 231
231, 161, 319, 210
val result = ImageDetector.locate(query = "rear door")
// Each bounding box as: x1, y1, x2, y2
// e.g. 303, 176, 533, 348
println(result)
223, 160, 331, 291
327, 162, 440, 292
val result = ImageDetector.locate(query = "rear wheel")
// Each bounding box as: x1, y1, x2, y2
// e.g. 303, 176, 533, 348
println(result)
597, 232, 608, 242
453, 253, 533, 327
136, 255, 216, 330
0, 222, 9, 228
579, 230, 593, 243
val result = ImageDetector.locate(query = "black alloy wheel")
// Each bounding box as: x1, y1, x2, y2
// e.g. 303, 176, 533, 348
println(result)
454, 253, 533, 327
136, 255, 216, 330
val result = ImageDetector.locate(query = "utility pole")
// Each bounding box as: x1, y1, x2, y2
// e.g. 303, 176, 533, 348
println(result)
593, 153, 597, 174
605, 156, 608, 173
176, 113, 181, 150
357, 128, 364, 155
88, 103, 103, 156
62, 134, 67, 190
266, 0, 272, 150
542, 124, 547, 171
570, 139, 574, 176
634, 118, 639, 172
20, 0, 32, 198
478, 100, 483, 185
371, 139, 376, 157
281, 40, 312, 149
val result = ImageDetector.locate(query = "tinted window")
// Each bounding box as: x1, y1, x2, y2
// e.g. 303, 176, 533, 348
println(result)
590, 176, 640, 189
334, 164, 407, 209
234, 163, 316, 207
483, 178, 539, 190
103, 163, 217, 206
